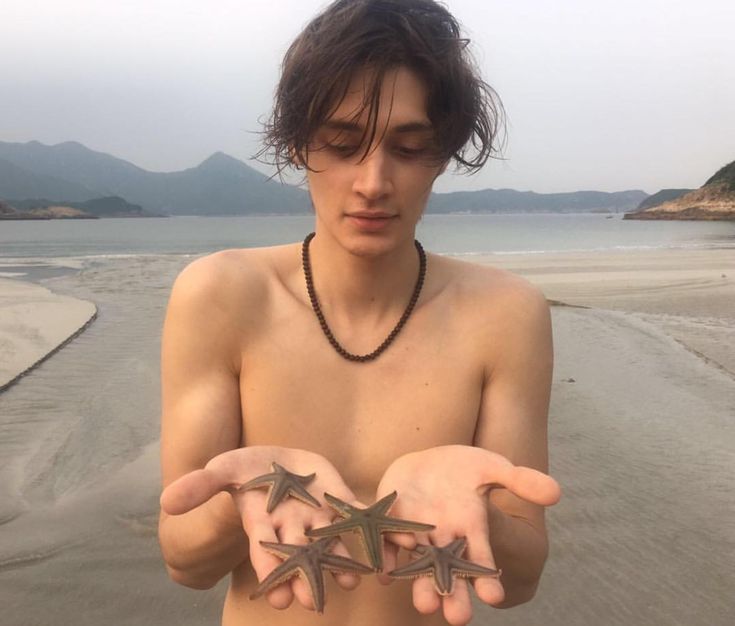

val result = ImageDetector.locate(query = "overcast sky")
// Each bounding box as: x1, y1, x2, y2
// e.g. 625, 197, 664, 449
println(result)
1, 0, 733, 194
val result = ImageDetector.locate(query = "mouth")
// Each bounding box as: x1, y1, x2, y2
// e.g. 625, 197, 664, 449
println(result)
346, 211, 396, 219
345, 212, 397, 232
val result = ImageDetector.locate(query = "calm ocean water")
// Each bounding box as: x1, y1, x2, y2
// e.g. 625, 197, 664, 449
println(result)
1, 213, 734, 259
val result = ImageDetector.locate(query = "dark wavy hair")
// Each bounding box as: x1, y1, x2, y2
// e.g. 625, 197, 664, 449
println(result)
257, 0, 505, 176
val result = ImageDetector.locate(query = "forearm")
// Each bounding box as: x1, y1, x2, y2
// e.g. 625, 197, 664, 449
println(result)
159, 491, 249, 589
486, 501, 549, 608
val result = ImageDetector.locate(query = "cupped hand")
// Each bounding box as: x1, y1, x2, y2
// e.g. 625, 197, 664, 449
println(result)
376, 445, 561, 626
160, 445, 365, 612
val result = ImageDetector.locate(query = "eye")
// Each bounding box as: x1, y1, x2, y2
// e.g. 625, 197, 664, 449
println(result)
394, 145, 428, 158
326, 143, 359, 156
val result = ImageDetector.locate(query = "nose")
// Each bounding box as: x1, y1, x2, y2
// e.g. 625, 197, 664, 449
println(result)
351, 145, 394, 200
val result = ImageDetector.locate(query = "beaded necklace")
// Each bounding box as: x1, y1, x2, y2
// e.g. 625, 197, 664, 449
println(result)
301, 232, 426, 362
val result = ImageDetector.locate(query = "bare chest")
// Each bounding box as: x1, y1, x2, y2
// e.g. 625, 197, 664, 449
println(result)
238, 304, 485, 497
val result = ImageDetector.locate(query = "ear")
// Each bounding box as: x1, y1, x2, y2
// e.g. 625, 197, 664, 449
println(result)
289, 146, 303, 169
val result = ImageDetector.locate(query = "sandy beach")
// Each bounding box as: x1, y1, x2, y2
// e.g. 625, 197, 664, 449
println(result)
0, 276, 97, 392
0, 247, 733, 625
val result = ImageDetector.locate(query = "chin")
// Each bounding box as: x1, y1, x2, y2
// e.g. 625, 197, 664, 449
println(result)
341, 231, 408, 258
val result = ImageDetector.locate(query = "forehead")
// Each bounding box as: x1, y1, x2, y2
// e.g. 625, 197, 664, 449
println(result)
327, 65, 431, 130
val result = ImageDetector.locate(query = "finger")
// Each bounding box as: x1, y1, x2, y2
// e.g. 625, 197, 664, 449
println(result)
249, 521, 295, 610
413, 576, 441, 615
277, 526, 315, 611
466, 531, 504, 606
329, 540, 363, 591
160, 468, 228, 515
377, 542, 399, 585
442, 578, 473, 626
383, 530, 418, 552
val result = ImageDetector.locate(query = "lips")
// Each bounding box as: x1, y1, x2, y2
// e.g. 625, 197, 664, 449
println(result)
345, 212, 396, 232
346, 211, 396, 219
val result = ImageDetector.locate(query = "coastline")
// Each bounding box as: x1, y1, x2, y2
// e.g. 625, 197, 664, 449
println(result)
0, 277, 97, 392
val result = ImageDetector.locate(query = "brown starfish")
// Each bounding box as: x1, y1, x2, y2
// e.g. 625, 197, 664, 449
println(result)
249, 536, 373, 613
237, 462, 320, 513
305, 491, 435, 572
387, 537, 500, 595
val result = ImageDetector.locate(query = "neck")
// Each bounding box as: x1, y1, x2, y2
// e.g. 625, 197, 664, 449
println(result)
305, 230, 422, 323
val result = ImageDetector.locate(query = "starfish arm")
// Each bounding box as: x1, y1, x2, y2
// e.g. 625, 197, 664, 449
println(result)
249, 557, 303, 600
319, 553, 374, 575
284, 483, 321, 510
258, 540, 303, 559
300, 554, 327, 614
362, 520, 386, 571
237, 472, 277, 493
378, 515, 435, 534
448, 557, 501, 580
264, 476, 319, 513
371, 491, 399, 515
323, 492, 358, 517
305, 517, 362, 538
435, 561, 456, 596
386, 553, 436, 580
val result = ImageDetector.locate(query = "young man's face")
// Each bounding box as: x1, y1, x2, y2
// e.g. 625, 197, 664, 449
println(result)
303, 65, 446, 257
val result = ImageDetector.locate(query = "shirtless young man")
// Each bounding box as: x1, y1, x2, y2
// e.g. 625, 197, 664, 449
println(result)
158, 1, 561, 625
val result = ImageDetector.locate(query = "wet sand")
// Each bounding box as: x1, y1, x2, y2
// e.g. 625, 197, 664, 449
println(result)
0, 248, 733, 625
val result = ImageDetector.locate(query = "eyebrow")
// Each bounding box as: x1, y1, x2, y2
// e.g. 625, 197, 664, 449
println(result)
321, 119, 434, 134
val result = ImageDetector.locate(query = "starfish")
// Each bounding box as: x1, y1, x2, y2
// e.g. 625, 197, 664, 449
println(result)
305, 491, 435, 571
249, 536, 373, 613
237, 462, 320, 513
387, 537, 500, 595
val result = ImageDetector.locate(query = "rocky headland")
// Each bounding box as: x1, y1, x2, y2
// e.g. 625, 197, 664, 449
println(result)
624, 160, 735, 221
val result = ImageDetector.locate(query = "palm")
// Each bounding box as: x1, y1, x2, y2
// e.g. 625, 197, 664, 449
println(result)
160, 445, 364, 612
376, 445, 561, 625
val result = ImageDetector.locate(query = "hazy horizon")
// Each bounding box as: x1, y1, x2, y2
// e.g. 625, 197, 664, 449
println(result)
2, 0, 734, 195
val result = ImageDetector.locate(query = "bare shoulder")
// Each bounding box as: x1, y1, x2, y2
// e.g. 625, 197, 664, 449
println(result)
171, 247, 270, 303
168, 245, 298, 317
164, 245, 299, 362
431, 253, 549, 324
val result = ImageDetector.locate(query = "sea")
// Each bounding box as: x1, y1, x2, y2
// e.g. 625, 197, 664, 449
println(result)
1, 212, 734, 261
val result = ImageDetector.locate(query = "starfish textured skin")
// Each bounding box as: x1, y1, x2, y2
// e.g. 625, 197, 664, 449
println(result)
249, 537, 374, 613
305, 491, 435, 572
237, 462, 321, 513
387, 537, 501, 595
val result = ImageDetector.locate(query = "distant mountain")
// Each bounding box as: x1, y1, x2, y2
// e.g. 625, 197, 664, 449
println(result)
0, 156, 98, 202
1, 139, 653, 216
0, 141, 310, 215
427, 188, 646, 213
624, 160, 735, 221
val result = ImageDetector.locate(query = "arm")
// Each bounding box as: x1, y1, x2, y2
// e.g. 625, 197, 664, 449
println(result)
158, 255, 249, 589
473, 279, 555, 606
158, 255, 366, 609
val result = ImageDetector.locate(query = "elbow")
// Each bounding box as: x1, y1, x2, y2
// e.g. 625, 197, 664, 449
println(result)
165, 563, 223, 590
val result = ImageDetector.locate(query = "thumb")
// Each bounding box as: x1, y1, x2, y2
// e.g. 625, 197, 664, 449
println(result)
478, 453, 561, 506
160, 468, 231, 515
